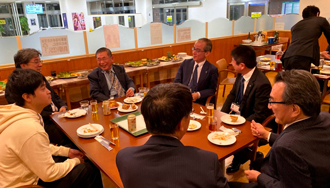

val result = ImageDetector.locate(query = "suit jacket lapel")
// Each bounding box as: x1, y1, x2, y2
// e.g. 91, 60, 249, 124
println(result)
98, 68, 110, 97
186, 60, 195, 85
240, 69, 257, 108
197, 61, 210, 88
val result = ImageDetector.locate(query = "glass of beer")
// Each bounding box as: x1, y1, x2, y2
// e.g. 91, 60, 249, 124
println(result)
90, 99, 98, 114
111, 123, 119, 140
208, 117, 217, 132
269, 61, 275, 70
206, 103, 214, 117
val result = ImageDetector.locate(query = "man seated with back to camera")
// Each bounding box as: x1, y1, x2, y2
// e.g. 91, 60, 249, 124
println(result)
0, 69, 103, 188
5, 48, 72, 147
222, 45, 273, 173
229, 70, 330, 188
116, 83, 229, 188
88, 47, 135, 102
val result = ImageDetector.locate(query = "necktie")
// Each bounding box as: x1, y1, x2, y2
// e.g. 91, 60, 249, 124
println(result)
188, 64, 199, 92
236, 77, 245, 105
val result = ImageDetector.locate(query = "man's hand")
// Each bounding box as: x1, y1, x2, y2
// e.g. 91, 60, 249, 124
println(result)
59, 106, 67, 113
191, 92, 199, 101
68, 149, 85, 163
321, 51, 330, 59
126, 88, 134, 97
251, 120, 270, 140
245, 170, 261, 182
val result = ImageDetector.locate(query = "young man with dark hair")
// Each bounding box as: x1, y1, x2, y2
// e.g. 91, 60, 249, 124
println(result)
222, 45, 272, 173
174, 38, 218, 105
88, 47, 135, 102
116, 83, 229, 188
281, 5, 330, 71
0, 69, 103, 188
230, 70, 330, 188
5, 48, 69, 146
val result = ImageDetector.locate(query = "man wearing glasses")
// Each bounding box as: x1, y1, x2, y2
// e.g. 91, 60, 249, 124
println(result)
174, 38, 218, 105
229, 70, 330, 188
5, 48, 69, 146
88, 47, 135, 102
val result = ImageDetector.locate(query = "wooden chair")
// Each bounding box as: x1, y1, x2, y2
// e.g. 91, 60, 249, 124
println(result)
16, 185, 45, 188
322, 89, 330, 113
206, 59, 236, 107
261, 114, 283, 134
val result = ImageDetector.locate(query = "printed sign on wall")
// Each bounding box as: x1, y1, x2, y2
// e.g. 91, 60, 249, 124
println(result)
150, 22, 162, 45
103, 24, 120, 49
177, 27, 191, 42
40, 35, 70, 57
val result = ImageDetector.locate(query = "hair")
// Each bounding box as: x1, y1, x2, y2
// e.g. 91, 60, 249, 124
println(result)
95, 47, 112, 58
198, 38, 212, 52
141, 83, 192, 135
231, 45, 256, 68
302, 5, 320, 19
275, 70, 321, 117
14, 48, 42, 68
6, 69, 45, 107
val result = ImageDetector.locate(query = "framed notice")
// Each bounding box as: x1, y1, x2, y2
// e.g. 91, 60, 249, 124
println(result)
40, 35, 70, 57
150, 22, 162, 45
177, 27, 191, 42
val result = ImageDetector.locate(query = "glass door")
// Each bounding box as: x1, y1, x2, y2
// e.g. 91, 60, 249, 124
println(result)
164, 8, 174, 26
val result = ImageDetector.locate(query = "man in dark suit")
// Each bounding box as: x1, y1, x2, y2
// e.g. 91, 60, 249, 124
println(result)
88, 47, 135, 102
230, 70, 330, 188
222, 45, 272, 173
5, 48, 70, 146
281, 5, 330, 71
116, 83, 229, 188
174, 38, 218, 105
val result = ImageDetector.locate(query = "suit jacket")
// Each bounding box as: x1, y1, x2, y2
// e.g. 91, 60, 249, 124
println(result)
174, 58, 218, 105
5, 75, 66, 123
257, 112, 330, 188
116, 135, 229, 188
282, 16, 330, 67
222, 68, 272, 123
88, 65, 135, 102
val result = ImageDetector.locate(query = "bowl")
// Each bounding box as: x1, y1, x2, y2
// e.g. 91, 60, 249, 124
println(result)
242, 39, 252, 44
177, 52, 187, 58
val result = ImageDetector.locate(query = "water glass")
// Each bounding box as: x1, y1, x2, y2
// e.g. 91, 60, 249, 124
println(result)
138, 87, 146, 97
80, 100, 89, 111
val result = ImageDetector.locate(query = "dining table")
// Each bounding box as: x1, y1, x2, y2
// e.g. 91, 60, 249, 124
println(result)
51, 97, 260, 188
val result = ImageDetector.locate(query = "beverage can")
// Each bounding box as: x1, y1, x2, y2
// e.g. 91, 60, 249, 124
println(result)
127, 114, 136, 132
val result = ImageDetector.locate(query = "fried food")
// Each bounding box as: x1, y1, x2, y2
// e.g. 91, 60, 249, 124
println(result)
109, 100, 119, 108
230, 115, 238, 122
122, 104, 130, 110
189, 124, 197, 129
212, 133, 231, 141
131, 103, 137, 110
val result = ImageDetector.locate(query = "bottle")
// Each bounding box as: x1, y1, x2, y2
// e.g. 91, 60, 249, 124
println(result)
275, 46, 283, 60
275, 46, 283, 71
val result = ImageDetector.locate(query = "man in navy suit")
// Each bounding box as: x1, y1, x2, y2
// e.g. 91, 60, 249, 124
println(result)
229, 70, 330, 188
116, 83, 229, 188
88, 47, 135, 102
174, 38, 218, 105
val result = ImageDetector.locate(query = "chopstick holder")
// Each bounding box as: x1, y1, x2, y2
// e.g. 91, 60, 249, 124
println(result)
94, 136, 113, 151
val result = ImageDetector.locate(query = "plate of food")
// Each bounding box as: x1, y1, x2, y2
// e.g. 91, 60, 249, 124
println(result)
158, 56, 172, 62
109, 100, 121, 109
117, 103, 138, 113
260, 57, 271, 62
64, 109, 87, 118
56, 71, 80, 79
77, 123, 104, 138
208, 132, 236, 146
124, 96, 143, 104
324, 60, 330, 65
220, 114, 246, 125
187, 120, 201, 131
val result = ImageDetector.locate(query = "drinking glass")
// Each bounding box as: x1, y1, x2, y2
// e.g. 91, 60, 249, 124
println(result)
269, 61, 275, 70
90, 99, 98, 114
111, 123, 119, 140
208, 117, 217, 132
206, 103, 214, 117
80, 100, 89, 111
102, 100, 111, 115
138, 87, 146, 97
143, 88, 149, 97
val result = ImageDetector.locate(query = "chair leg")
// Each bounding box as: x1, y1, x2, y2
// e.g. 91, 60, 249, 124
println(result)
222, 85, 226, 97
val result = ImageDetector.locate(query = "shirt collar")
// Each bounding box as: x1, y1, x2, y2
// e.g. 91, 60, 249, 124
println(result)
284, 117, 311, 130
194, 59, 206, 67
101, 67, 114, 74
242, 67, 256, 82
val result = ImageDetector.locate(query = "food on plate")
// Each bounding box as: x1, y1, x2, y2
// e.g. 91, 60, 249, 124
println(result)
260, 57, 271, 62
189, 124, 197, 129
131, 103, 137, 110
70, 72, 81, 77
122, 104, 130, 110
0, 79, 7, 90
56, 71, 80, 78
126, 97, 139, 103
212, 133, 232, 141
230, 115, 238, 122
83, 128, 99, 133
109, 100, 119, 108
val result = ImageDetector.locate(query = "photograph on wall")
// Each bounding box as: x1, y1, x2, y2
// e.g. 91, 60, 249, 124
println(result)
30, 19, 36, 26
63, 13, 68, 29
93, 17, 102, 28
40, 35, 70, 57
72, 12, 86, 31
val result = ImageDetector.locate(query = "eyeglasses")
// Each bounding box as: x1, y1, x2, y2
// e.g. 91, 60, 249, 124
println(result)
192, 47, 205, 53
268, 98, 286, 106
97, 57, 111, 62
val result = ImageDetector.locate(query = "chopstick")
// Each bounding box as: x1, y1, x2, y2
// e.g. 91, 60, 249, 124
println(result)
89, 123, 99, 132
229, 110, 232, 114
200, 107, 206, 113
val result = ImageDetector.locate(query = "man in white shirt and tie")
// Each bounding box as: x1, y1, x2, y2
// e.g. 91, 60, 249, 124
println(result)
174, 38, 218, 105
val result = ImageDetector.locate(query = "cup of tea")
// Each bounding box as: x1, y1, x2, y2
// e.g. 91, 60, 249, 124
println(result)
90, 99, 98, 114
111, 123, 119, 140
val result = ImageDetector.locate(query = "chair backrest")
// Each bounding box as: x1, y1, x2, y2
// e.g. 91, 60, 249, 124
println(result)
262, 114, 283, 134
216, 58, 228, 83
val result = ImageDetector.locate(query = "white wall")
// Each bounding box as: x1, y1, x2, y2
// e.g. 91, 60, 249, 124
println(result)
59, 0, 88, 31
188, 0, 227, 22
299, 0, 330, 18
23, 2, 40, 34
135, 0, 153, 25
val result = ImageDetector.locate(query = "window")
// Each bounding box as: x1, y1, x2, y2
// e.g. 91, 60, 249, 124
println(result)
229, 4, 244, 21
283, 1, 299, 14
119, 16, 125, 26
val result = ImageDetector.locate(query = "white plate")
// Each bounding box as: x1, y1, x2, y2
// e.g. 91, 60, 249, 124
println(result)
117, 105, 138, 113
110, 102, 122, 109
207, 132, 236, 146
187, 120, 201, 131
124, 96, 143, 104
64, 109, 87, 118
220, 114, 246, 125
320, 70, 330, 75
77, 124, 104, 138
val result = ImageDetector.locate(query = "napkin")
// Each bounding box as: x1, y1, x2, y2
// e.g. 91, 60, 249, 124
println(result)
219, 126, 240, 136
94, 136, 113, 151
190, 113, 205, 120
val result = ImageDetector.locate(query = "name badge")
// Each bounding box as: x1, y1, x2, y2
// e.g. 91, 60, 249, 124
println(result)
230, 103, 240, 113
